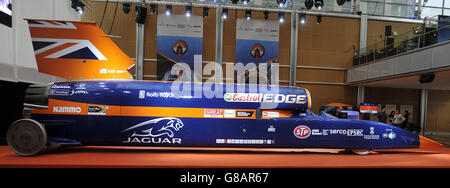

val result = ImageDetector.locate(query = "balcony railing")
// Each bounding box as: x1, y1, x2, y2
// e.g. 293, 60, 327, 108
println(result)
353, 23, 450, 66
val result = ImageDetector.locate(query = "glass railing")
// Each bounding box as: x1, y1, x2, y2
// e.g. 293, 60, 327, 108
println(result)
352, 24, 450, 66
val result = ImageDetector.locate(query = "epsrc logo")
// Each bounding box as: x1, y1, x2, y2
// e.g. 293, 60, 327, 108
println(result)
294, 125, 311, 139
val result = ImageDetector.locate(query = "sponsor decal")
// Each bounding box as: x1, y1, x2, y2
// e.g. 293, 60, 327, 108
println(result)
121, 117, 184, 144
388, 132, 396, 139
329, 129, 364, 136
348, 129, 364, 136
51, 84, 71, 89
236, 111, 254, 117
87, 105, 108, 115
216, 139, 275, 145
312, 129, 363, 136
70, 90, 88, 96
53, 106, 81, 113
224, 110, 236, 118
293, 125, 311, 139
138, 90, 175, 99
223, 93, 307, 104
50, 89, 70, 96
383, 132, 396, 139
74, 83, 86, 90
146, 92, 175, 99
312, 129, 322, 135
204, 109, 224, 118
364, 127, 380, 140
263, 111, 279, 118
99, 69, 125, 74
224, 93, 262, 102
139, 90, 146, 99
268, 125, 276, 133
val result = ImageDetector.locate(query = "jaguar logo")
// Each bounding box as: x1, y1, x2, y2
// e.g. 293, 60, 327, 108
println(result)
122, 117, 184, 138
172, 40, 188, 57
250, 44, 265, 61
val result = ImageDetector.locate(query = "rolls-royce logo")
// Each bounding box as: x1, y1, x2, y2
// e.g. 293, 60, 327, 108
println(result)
172, 40, 188, 57
250, 44, 265, 61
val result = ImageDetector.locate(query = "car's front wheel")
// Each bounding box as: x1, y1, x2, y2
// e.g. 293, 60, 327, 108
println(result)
351, 149, 373, 155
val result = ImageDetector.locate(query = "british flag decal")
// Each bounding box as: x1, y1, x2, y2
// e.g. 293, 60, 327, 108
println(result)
31, 38, 107, 60
26, 19, 135, 80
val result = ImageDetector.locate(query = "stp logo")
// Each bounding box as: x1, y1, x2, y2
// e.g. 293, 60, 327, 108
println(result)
293, 125, 311, 139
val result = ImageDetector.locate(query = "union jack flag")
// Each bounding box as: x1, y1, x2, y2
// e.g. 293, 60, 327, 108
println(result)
26, 19, 135, 80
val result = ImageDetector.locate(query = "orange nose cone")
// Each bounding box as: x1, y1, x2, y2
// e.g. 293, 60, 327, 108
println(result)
419, 136, 447, 148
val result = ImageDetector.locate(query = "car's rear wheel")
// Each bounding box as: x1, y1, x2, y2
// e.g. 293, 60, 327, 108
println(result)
351, 149, 373, 155
7, 119, 47, 157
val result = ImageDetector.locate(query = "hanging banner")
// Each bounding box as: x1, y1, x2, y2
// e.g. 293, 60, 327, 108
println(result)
235, 18, 279, 84
157, 14, 203, 81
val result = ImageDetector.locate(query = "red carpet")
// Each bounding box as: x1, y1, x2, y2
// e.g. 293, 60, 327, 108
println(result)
0, 144, 449, 168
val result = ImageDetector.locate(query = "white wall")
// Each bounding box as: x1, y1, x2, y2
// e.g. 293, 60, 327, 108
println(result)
0, 23, 15, 82
0, 0, 80, 84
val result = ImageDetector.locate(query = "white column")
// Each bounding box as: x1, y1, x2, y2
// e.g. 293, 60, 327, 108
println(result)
360, 14, 368, 54
136, 23, 145, 80
357, 86, 365, 105
420, 89, 428, 135
289, 13, 298, 87
215, 7, 224, 83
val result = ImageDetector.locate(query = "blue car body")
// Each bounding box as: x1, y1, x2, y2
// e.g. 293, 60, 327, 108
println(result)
27, 80, 419, 150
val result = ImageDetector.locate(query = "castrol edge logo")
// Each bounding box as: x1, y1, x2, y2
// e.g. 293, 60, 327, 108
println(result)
224, 93, 307, 104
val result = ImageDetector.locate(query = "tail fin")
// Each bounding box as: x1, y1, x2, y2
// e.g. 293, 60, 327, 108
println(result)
26, 19, 135, 80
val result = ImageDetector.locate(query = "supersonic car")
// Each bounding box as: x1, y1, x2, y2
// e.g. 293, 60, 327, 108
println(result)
7, 81, 420, 156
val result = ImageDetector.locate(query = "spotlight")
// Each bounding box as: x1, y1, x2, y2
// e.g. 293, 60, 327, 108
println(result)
185, 5, 192, 17
315, 0, 324, 10
150, 4, 157, 14
135, 5, 147, 24
277, 0, 286, 7
316, 15, 322, 24
264, 10, 269, 20
165, 5, 172, 16
245, 9, 251, 20
337, 0, 346, 6
222, 8, 228, 19
122, 3, 131, 14
299, 13, 306, 24
305, 0, 314, 10
71, 0, 85, 14
242, 0, 250, 5
203, 7, 209, 18
278, 12, 285, 23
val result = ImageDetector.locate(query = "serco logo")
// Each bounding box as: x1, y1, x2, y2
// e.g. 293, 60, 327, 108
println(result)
294, 125, 311, 139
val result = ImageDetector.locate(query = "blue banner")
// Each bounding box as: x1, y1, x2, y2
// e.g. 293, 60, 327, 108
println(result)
235, 19, 279, 84
156, 15, 203, 81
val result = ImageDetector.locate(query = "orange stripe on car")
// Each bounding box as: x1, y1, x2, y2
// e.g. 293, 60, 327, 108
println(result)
32, 99, 293, 119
